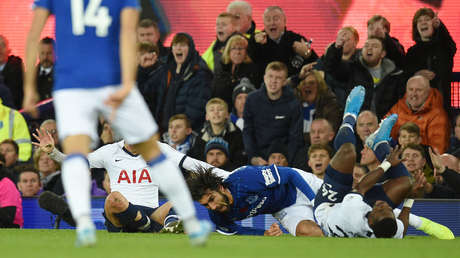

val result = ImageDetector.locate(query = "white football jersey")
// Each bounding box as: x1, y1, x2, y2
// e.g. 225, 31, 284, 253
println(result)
88, 141, 159, 208
314, 193, 404, 238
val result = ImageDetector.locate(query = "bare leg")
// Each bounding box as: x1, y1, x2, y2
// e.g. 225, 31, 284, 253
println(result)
295, 220, 324, 237
330, 143, 356, 175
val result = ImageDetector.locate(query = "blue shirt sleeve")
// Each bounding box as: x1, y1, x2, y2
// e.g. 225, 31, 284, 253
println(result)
33, 0, 52, 12
122, 0, 141, 9
231, 165, 316, 201
209, 211, 265, 236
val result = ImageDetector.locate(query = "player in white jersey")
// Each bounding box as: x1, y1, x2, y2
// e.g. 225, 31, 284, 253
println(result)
23, 0, 211, 246
314, 86, 454, 239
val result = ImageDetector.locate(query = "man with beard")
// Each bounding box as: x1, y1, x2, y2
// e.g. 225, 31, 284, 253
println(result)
186, 164, 324, 237
36, 37, 54, 100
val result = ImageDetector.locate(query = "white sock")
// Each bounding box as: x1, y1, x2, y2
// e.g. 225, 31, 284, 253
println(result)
393, 208, 423, 228
146, 154, 200, 233
61, 154, 92, 226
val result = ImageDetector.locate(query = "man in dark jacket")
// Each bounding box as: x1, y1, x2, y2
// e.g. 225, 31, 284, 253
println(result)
248, 6, 317, 77
155, 33, 212, 133
0, 35, 23, 109
243, 61, 303, 165
323, 36, 405, 119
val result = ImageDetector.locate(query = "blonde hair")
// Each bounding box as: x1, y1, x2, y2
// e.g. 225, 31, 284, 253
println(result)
221, 34, 251, 65
206, 98, 229, 113
339, 26, 359, 43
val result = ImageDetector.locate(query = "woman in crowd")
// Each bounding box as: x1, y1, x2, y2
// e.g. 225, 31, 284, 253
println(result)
211, 34, 260, 110
294, 70, 342, 137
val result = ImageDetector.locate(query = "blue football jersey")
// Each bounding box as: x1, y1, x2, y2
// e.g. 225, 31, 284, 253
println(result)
209, 165, 317, 235
33, 0, 139, 90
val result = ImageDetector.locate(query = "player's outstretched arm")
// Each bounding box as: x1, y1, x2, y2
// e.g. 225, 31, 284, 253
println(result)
355, 146, 404, 195
23, 7, 50, 117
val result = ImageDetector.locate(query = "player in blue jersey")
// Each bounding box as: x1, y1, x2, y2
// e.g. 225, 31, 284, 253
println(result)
23, 0, 211, 246
187, 165, 324, 236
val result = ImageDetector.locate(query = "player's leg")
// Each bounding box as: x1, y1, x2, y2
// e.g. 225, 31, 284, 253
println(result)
151, 202, 184, 233
273, 188, 323, 237
54, 88, 100, 246
105, 86, 211, 245
104, 191, 161, 232
329, 85, 365, 173
393, 208, 454, 239
296, 220, 324, 237
333, 85, 365, 151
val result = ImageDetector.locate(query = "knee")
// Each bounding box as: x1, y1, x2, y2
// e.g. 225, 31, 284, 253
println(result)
338, 143, 356, 160
295, 220, 324, 237
105, 191, 128, 212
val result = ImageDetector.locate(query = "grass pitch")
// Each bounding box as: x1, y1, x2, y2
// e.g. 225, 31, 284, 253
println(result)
1, 229, 458, 258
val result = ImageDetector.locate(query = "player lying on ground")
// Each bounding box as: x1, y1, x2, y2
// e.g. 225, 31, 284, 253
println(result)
313, 86, 454, 239
36, 124, 453, 238
35, 130, 183, 234
36, 128, 323, 237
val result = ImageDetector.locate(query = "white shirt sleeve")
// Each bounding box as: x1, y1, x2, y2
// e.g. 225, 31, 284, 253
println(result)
157, 141, 230, 179
48, 143, 107, 169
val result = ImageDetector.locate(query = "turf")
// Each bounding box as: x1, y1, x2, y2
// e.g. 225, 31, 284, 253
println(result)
1, 229, 458, 258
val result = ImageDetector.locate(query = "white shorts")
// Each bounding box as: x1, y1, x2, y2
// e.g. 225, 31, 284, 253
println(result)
53, 85, 157, 145
272, 188, 315, 236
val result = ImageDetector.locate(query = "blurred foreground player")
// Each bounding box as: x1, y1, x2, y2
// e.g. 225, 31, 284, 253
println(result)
23, 0, 211, 246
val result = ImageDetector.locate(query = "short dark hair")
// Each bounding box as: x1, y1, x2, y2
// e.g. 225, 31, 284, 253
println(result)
367, 15, 390, 33
402, 143, 426, 158
138, 42, 159, 55
40, 37, 55, 45
16, 165, 40, 181
169, 114, 192, 129
399, 122, 420, 136
367, 36, 386, 51
370, 217, 397, 238
0, 139, 19, 155
186, 167, 225, 201
308, 144, 333, 158
138, 18, 159, 30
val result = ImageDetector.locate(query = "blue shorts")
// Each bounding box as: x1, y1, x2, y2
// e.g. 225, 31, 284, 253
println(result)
103, 204, 163, 233
314, 165, 353, 209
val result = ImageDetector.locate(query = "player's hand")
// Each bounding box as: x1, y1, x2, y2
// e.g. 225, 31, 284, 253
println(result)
415, 69, 436, 80
255, 32, 267, 44
32, 128, 55, 154
22, 89, 39, 118
264, 223, 283, 236
386, 145, 404, 167
104, 86, 131, 122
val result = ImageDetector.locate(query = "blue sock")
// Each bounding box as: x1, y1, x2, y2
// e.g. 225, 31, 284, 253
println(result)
373, 141, 391, 162
334, 124, 356, 151
164, 208, 179, 226
343, 114, 357, 128
114, 203, 150, 231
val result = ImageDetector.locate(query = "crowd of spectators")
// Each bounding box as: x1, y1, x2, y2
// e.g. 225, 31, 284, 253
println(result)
0, 1, 459, 229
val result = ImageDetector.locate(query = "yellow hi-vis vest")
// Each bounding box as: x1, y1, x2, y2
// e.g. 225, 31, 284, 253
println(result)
0, 100, 32, 162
